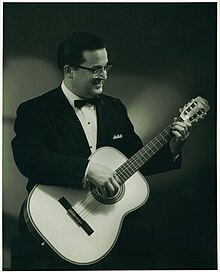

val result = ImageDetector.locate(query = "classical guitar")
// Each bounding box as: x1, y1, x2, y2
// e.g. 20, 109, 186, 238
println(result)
24, 96, 210, 265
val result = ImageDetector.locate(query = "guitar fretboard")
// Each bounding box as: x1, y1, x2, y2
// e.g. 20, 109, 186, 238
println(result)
115, 118, 181, 184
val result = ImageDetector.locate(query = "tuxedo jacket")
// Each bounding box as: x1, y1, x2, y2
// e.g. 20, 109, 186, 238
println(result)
11, 86, 181, 192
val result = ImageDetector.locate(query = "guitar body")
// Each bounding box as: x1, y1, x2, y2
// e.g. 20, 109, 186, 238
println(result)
24, 146, 150, 265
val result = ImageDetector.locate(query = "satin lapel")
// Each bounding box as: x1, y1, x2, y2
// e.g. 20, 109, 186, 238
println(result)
96, 97, 108, 148
55, 87, 91, 155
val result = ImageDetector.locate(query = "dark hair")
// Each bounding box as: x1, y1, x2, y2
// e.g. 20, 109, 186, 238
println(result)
57, 32, 106, 72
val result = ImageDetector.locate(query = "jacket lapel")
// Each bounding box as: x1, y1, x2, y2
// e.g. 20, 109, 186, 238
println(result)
52, 87, 112, 153
96, 100, 104, 148
54, 87, 91, 155
96, 97, 112, 148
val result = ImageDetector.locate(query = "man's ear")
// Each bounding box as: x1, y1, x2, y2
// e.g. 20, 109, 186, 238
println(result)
63, 65, 74, 79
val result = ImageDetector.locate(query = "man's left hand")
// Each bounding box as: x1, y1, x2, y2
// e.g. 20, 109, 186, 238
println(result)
169, 118, 192, 155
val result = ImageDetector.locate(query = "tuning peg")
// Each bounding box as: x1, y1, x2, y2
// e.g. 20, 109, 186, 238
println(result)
200, 113, 207, 120
179, 108, 183, 113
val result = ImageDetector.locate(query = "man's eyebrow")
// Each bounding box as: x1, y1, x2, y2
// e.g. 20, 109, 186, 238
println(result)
91, 62, 111, 69
91, 65, 103, 69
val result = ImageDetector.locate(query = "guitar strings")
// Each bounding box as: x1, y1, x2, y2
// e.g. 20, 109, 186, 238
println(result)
72, 164, 131, 219
73, 148, 162, 218
72, 167, 129, 217
72, 122, 176, 219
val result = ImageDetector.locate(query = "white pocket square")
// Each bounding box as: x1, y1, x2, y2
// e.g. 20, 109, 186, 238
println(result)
113, 134, 123, 139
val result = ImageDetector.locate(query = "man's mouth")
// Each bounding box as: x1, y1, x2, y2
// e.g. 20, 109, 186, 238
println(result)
93, 78, 104, 87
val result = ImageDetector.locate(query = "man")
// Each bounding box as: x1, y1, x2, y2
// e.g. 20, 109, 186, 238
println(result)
11, 32, 191, 270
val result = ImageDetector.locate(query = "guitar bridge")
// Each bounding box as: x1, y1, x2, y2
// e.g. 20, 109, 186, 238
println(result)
58, 197, 94, 236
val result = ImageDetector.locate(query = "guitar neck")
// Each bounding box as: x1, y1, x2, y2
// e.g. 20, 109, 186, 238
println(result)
115, 119, 181, 184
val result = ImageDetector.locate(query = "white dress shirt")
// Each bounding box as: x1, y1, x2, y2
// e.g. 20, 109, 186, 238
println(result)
61, 81, 98, 187
61, 81, 98, 154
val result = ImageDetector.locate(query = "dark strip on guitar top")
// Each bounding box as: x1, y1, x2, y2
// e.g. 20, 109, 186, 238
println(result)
58, 197, 94, 236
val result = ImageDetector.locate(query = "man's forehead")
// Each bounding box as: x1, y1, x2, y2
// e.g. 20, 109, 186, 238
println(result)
82, 48, 108, 65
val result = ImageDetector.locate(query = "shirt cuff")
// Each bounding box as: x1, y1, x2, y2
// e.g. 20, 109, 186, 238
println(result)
172, 153, 180, 162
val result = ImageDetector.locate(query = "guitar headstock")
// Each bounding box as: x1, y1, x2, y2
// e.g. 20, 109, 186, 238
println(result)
179, 96, 210, 124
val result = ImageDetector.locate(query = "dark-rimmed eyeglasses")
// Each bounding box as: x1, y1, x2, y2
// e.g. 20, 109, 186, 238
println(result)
74, 64, 113, 76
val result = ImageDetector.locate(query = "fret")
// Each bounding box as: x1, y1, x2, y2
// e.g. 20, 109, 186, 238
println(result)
145, 147, 154, 156
155, 138, 163, 146
159, 133, 167, 141
117, 123, 173, 184
149, 141, 159, 151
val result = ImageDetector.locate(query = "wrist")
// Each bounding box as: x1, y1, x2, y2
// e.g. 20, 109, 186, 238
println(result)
169, 142, 179, 156
82, 160, 92, 187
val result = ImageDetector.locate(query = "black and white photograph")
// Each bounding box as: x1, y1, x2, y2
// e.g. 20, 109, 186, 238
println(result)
3, 2, 217, 270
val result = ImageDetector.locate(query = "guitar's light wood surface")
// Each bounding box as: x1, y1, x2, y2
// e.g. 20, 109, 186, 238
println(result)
26, 147, 149, 265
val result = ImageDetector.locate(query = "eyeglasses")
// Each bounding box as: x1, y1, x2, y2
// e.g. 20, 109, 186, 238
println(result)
74, 64, 113, 76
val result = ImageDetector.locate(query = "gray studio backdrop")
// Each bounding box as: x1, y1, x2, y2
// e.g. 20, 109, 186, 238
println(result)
3, 3, 217, 270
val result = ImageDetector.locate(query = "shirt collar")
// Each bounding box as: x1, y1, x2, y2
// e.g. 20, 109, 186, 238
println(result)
61, 81, 101, 109
61, 81, 82, 108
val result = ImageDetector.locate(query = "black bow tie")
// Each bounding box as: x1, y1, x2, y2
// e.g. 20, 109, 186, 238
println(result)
74, 97, 101, 109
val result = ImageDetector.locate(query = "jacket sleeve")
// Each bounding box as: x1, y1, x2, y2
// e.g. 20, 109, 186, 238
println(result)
11, 101, 89, 188
117, 99, 182, 176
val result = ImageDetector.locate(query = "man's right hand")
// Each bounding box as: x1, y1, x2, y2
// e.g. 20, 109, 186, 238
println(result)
86, 161, 121, 198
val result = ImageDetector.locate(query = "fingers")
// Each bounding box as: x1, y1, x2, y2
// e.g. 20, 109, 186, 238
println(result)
172, 119, 191, 141
99, 185, 108, 199
99, 172, 120, 198
113, 172, 121, 187
87, 162, 121, 198
105, 181, 116, 197
105, 174, 120, 197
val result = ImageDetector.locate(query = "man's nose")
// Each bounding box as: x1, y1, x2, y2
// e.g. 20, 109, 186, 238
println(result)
94, 69, 108, 79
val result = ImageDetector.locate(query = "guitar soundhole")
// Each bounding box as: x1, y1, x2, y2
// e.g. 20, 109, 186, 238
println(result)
90, 184, 125, 205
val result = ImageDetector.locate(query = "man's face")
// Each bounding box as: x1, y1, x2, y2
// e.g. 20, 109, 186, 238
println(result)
72, 48, 109, 98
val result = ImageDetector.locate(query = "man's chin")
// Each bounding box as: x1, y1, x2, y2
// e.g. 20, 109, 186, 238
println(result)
92, 86, 103, 95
